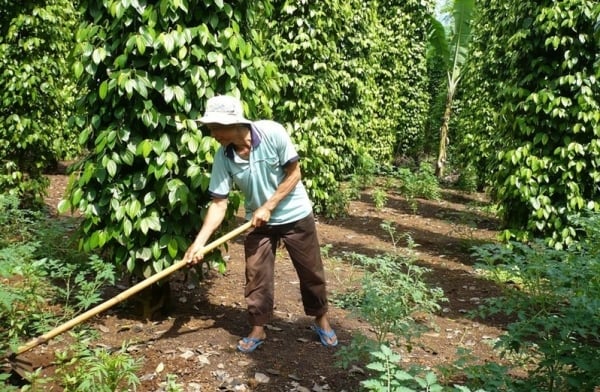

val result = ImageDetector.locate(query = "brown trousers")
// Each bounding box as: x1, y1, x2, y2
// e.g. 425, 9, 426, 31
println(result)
243, 213, 329, 326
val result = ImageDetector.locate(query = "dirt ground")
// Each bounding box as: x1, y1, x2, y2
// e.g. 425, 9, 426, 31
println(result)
18, 174, 507, 391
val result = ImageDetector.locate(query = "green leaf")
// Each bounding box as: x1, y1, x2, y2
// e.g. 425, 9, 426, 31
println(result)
73, 61, 84, 78
92, 47, 106, 64
140, 215, 161, 234
106, 160, 117, 177
168, 238, 178, 258
143, 192, 156, 206
123, 218, 133, 237
127, 199, 142, 218
99, 80, 109, 99
164, 86, 174, 103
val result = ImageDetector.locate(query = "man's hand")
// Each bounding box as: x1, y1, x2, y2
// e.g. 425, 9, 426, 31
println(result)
252, 206, 271, 227
184, 240, 206, 265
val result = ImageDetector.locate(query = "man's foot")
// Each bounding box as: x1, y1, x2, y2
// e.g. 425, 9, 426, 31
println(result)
313, 315, 338, 347
237, 337, 264, 353
311, 324, 338, 347
237, 326, 267, 353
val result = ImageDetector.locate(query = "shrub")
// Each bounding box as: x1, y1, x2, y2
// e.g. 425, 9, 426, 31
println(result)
472, 214, 600, 391
0, 0, 81, 205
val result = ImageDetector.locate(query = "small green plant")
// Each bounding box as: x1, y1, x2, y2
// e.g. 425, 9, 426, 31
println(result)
371, 187, 388, 210
455, 164, 479, 192
0, 244, 57, 351
43, 254, 116, 317
355, 152, 378, 189
361, 344, 486, 392
471, 214, 600, 391
335, 332, 379, 370
437, 348, 512, 392
0, 196, 115, 357
50, 338, 141, 391
161, 374, 185, 392
1, 251, 115, 356
320, 184, 353, 218
334, 221, 449, 389
337, 222, 447, 345
0, 194, 41, 246
394, 162, 441, 212
357, 249, 446, 345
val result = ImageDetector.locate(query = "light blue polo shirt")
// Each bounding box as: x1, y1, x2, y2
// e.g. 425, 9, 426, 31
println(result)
208, 120, 312, 225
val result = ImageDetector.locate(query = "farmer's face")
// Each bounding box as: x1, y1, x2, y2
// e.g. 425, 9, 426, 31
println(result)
206, 124, 239, 146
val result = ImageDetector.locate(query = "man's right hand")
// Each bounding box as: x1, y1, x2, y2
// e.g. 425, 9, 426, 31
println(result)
184, 241, 206, 265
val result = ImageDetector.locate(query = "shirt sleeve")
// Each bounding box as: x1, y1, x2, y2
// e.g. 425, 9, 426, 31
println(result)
271, 122, 299, 167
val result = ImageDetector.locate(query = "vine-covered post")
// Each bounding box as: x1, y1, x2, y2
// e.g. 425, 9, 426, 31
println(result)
60, 0, 281, 308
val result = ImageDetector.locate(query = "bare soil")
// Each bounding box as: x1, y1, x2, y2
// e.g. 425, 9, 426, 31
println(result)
19, 174, 507, 391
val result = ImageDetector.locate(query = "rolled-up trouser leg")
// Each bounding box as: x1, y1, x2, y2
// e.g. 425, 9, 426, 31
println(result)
244, 231, 277, 326
281, 213, 329, 317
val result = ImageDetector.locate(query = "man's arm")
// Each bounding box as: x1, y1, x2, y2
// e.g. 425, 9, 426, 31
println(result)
252, 160, 301, 227
184, 197, 229, 264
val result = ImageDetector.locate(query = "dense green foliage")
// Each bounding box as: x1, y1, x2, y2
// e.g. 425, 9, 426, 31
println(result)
376, 0, 434, 159
5, 1, 600, 390
0, 0, 80, 205
473, 214, 600, 391
458, 0, 600, 247
0, 195, 115, 356
60, 0, 280, 277
267, 0, 382, 216
57, 0, 438, 278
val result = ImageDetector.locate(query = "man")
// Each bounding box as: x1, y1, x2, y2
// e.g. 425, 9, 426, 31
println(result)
184, 95, 337, 353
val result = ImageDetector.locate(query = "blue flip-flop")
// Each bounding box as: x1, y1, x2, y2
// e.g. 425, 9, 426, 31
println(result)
311, 324, 338, 347
237, 337, 264, 353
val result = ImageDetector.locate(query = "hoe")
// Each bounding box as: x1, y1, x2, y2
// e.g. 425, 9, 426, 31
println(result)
1, 221, 252, 382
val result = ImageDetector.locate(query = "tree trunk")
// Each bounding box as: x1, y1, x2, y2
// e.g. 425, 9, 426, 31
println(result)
435, 99, 453, 178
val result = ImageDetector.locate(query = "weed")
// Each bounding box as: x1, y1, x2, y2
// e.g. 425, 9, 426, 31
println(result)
456, 165, 479, 193
371, 187, 388, 210
0, 196, 115, 363
0, 243, 56, 349
44, 254, 116, 317
50, 337, 141, 391
333, 220, 454, 390
360, 344, 486, 392
471, 214, 600, 391
161, 374, 185, 392
335, 332, 378, 370
437, 348, 512, 392
394, 162, 441, 212
355, 245, 446, 345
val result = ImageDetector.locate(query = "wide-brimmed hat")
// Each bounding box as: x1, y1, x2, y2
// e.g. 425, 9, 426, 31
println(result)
198, 95, 252, 125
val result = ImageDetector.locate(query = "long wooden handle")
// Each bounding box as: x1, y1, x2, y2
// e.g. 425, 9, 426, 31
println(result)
14, 221, 253, 356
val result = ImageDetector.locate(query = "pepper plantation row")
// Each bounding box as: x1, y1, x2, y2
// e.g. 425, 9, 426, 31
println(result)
1, 0, 599, 279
